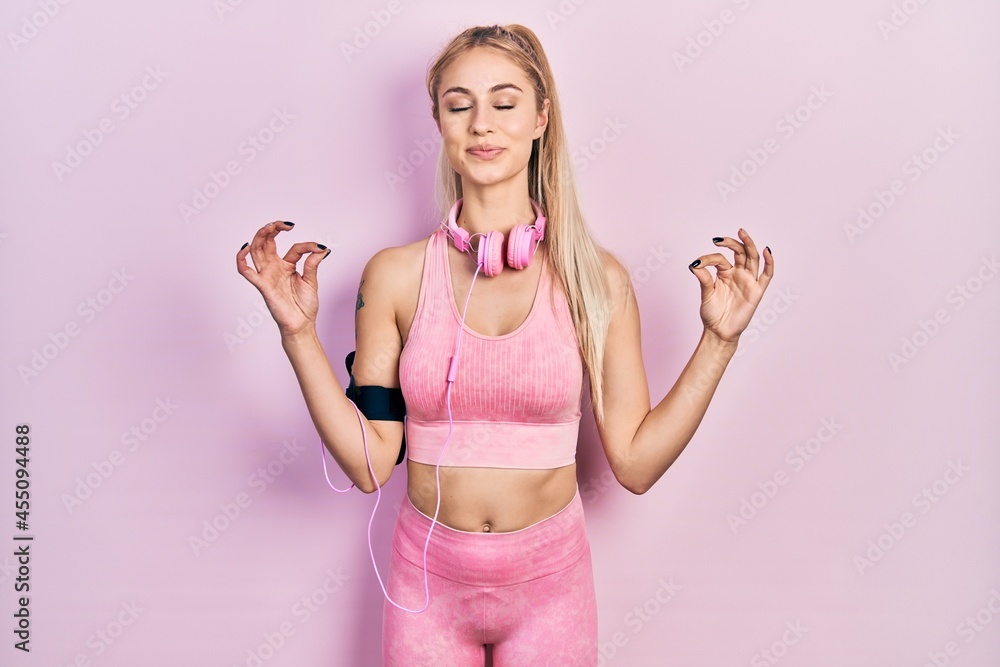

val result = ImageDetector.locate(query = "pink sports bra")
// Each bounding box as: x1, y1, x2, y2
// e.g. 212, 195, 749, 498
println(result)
398, 227, 584, 469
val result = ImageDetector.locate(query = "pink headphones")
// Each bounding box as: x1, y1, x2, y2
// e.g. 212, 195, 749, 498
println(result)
439, 198, 547, 277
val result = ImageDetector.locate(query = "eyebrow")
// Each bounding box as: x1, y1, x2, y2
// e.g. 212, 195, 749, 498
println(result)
442, 83, 524, 97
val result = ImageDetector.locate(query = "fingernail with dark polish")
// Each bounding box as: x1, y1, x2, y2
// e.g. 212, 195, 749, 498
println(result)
317, 243, 328, 250
766, 246, 772, 255
323, 249, 331, 259
240, 242, 249, 250
689, 259, 701, 269
284, 221, 295, 226
712, 237, 723, 243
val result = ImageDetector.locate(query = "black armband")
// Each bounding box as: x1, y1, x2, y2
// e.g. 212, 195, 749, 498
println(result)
344, 351, 406, 466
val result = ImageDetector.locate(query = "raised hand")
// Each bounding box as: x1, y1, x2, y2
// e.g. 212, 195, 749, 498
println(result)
688, 229, 774, 344
236, 220, 330, 337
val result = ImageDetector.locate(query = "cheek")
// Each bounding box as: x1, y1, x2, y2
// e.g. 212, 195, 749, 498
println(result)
437, 113, 458, 133
504, 116, 539, 160
438, 125, 464, 156
440, 116, 468, 137
503, 113, 537, 137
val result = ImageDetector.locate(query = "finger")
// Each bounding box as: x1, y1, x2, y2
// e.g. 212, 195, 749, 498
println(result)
757, 245, 775, 292
248, 220, 281, 270
691, 253, 734, 274
689, 254, 734, 303
236, 240, 260, 287
712, 234, 747, 269
303, 246, 331, 288
738, 228, 760, 276
249, 220, 295, 271
688, 258, 715, 299
283, 242, 330, 288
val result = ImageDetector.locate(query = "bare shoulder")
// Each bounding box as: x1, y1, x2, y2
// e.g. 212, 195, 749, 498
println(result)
359, 234, 430, 299
352, 234, 432, 383
597, 247, 635, 316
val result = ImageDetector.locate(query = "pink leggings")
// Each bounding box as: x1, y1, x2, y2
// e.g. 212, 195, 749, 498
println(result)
382, 487, 597, 666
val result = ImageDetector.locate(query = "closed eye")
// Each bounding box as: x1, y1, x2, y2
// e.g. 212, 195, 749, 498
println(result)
448, 105, 515, 113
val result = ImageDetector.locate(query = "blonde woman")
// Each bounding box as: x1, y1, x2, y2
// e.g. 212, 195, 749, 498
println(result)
237, 23, 773, 666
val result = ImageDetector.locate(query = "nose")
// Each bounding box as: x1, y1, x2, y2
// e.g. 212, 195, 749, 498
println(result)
469, 104, 493, 135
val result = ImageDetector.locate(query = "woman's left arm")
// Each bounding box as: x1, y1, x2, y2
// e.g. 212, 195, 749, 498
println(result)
597, 230, 774, 494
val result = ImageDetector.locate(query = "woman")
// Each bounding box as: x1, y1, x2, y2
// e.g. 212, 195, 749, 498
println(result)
237, 23, 773, 666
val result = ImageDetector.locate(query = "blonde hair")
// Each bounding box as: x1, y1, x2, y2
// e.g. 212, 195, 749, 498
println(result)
425, 24, 624, 428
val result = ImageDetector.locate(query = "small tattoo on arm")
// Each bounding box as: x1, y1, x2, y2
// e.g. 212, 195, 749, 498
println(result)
356, 279, 365, 311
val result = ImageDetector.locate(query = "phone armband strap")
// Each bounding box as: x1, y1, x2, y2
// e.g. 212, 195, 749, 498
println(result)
344, 351, 406, 466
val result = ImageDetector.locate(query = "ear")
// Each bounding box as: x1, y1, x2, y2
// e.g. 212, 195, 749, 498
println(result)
534, 98, 550, 138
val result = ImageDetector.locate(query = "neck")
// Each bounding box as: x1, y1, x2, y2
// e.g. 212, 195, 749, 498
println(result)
457, 180, 537, 237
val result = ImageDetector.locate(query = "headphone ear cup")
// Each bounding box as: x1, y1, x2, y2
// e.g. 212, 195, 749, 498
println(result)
479, 230, 505, 277
507, 224, 537, 270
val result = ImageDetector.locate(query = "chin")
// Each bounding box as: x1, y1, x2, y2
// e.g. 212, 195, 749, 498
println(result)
455, 162, 531, 187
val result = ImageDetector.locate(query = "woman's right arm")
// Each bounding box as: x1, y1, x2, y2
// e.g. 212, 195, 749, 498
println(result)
237, 221, 403, 493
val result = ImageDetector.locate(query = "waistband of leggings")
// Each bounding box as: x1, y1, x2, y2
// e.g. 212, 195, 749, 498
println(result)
393, 487, 588, 586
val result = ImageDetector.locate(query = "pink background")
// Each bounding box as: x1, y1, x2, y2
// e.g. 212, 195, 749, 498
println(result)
3, 0, 999, 665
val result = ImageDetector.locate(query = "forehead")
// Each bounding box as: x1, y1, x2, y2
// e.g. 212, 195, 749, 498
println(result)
438, 47, 529, 95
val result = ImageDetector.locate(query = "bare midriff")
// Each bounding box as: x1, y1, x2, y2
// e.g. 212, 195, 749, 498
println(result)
406, 461, 578, 533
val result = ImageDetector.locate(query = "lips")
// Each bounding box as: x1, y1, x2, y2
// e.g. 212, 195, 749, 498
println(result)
468, 145, 503, 159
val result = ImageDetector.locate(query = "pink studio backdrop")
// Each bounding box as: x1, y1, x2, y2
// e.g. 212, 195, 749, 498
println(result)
3, 1, 998, 665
